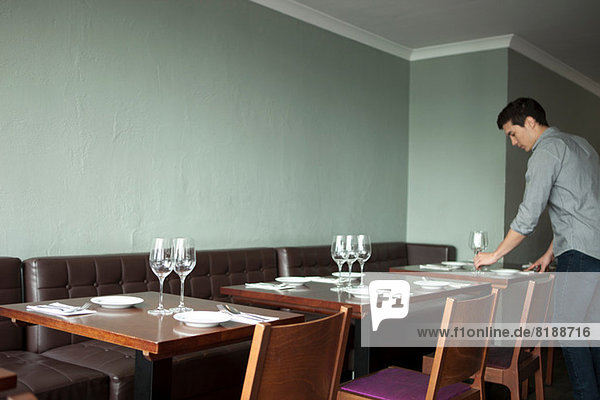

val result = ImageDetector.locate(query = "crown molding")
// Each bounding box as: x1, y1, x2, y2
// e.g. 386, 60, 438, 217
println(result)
508, 36, 600, 98
250, 0, 600, 98
250, 0, 412, 59
410, 34, 513, 61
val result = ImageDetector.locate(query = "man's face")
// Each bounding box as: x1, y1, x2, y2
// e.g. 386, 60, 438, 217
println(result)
503, 119, 536, 152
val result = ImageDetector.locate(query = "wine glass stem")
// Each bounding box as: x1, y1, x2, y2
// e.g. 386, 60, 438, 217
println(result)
158, 277, 165, 310
359, 261, 364, 286
178, 276, 186, 307
347, 260, 354, 287
337, 262, 344, 287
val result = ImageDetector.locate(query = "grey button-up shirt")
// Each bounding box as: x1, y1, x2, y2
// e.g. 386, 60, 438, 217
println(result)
510, 127, 600, 260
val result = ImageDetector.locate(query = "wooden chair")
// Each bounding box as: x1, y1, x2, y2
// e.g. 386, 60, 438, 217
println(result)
423, 276, 554, 400
0, 368, 17, 392
241, 306, 352, 400
0, 368, 37, 400
338, 291, 498, 400
485, 276, 554, 400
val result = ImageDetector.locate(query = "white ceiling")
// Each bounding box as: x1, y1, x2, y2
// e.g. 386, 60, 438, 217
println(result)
253, 0, 600, 94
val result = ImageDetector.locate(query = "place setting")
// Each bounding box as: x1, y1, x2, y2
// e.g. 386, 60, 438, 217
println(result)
26, 293, 146, 317
26, 301, 97, 317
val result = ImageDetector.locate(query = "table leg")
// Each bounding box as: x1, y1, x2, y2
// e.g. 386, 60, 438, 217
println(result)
354, 319, 371, 378
134, 351, 172, 400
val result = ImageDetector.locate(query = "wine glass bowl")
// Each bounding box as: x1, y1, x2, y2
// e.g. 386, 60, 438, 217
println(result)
468, 231, 489, 255
170, 237, 196, 313
148, 238, 174, 316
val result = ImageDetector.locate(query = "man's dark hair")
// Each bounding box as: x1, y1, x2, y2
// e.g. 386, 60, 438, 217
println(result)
496, 97, 549, 129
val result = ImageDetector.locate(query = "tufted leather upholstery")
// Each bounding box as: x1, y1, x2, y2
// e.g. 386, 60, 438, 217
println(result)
166, 247, 278, 302
0, 258, 109, 400
0, 351, 108, 400
21, 248, 274, 400
0, 258, 23, 352
23, 253, 160, 354
406, 243, 456, 266
276, 242, 455, 277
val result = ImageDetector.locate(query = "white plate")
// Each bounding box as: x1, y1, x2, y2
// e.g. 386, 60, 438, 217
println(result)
345, 287, 369, 298
275, 276, 312, 286
90, 295, 144, 309
332, 272, 364, 278
413, 280, 450, 290
174, 311, 231, 328
442, 261, 474, 267
493, 269, 520, 276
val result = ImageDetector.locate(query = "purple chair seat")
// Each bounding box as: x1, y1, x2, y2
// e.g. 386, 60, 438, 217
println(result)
486, 347, 531, 369
340, 367, 471, 400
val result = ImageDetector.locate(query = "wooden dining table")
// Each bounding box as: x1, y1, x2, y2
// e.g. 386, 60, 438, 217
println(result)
221, 272, 492, 377
389, 262, 544, 291
0, 291, 303, 400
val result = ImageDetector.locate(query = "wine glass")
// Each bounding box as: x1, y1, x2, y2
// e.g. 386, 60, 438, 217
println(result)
469, 231, 488, 273
148, 238, 174, 316
331, 235, 349, 292
355, 234, 371, 288
170, 237, 196, 313
344, 235, 358, 289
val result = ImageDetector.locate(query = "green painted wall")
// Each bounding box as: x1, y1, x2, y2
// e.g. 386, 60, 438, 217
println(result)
407, 50, 508, 260
0, 0, 409, 258
504, 50, 600, 264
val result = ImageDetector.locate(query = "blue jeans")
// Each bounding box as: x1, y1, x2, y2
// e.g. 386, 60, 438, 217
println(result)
555, 250, 600, 400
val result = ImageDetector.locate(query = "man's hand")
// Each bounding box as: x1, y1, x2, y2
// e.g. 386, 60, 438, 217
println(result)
526, 243, 554, 272
525, 253, 554, 272
474, 251, 500, 269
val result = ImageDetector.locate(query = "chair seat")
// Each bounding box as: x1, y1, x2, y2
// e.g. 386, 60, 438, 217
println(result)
340, 367, 471, 400
486, 347, 532, 369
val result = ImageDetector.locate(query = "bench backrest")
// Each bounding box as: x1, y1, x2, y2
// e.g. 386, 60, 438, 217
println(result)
0, 257, 23, 352
276, 242, 455, 277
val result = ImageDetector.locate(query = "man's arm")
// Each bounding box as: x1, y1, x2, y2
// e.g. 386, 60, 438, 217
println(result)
473, 229, 526, 268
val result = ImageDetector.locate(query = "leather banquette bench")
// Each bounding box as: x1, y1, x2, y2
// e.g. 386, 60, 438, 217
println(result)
277, 242, 455, 276
0, 242, 454, 400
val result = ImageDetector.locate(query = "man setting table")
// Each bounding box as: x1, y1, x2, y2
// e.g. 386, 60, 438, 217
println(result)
474, 97, 600, 400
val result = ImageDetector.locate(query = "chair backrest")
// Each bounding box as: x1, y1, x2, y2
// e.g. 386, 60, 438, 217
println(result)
241, 306, 352, 400
427, 291, 498, 398
509, 275, 555, 365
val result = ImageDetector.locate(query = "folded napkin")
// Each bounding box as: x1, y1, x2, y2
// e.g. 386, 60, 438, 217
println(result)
26, 302, 96, 316
244, 282, 295, 290
308, 277, 338, 284
419, 264, 456, 271
447, 282, 472, 288
224, 312, 279, 325
216, 305, 279, 325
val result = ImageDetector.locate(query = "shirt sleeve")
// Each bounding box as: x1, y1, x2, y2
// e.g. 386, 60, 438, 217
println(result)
510, 145, 563, 236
